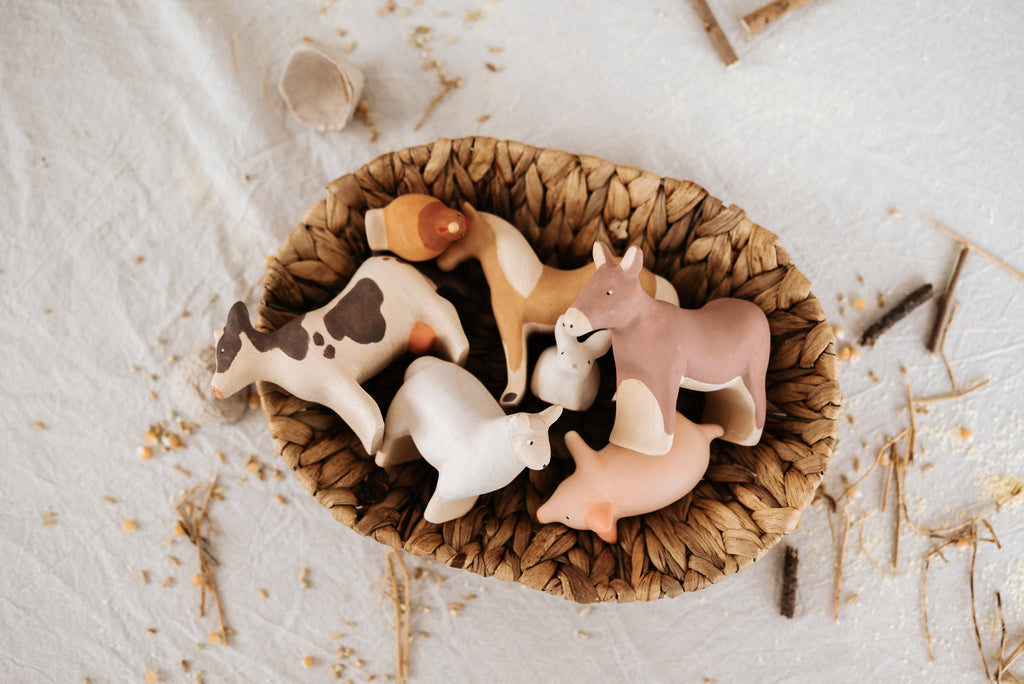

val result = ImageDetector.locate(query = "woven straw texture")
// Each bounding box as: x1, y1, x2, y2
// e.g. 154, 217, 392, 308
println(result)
255, 136, 841, 604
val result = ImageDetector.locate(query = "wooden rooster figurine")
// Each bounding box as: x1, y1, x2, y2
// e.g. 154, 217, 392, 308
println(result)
364, 194, 469, 261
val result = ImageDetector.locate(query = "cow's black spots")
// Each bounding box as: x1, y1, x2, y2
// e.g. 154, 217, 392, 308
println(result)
323, 278, 387, 345
313, 332, 324, 346
218, 301, 310, 369
323, 345, 336, 359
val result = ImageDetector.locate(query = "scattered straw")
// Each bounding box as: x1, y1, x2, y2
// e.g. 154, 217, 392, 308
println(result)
176, 476, 228, 646
383, 551, 411, 683
927, 220, 1024, 283
413, 78, 461, 131
833, 513, 851, 622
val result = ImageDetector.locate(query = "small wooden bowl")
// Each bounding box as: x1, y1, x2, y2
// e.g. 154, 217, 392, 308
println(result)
255, 137, 841, 603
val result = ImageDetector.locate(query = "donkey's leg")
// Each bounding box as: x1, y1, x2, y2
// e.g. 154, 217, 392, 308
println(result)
609, 377, 674, 456
702, 379, 760, 446
495, 312, 529, 407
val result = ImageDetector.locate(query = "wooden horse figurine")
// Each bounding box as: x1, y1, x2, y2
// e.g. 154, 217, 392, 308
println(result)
375, 357, 563, 524
211, 257, 469, 455
529, 314, 611, 411
436, 203, 679, 407
563, 242, 770, 453
365, 194, 469, 261
536, 413, 723, 544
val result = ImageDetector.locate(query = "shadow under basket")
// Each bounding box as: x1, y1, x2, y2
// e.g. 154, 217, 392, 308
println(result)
255, 136, 841, 604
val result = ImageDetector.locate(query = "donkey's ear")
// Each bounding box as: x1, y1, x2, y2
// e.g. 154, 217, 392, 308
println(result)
619, 245, 644, 277
592, 241, 614, 267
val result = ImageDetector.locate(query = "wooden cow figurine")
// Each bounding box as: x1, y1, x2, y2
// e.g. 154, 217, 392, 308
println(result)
210, 257, 469, 455
563, 242, 770, 453
375, 357, 563, 524
436, 203, 679, 407
529, 314, 611, 411
365, 194, 469, 261
536, 413, 723, 543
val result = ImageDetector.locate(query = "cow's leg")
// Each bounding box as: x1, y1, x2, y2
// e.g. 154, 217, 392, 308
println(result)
327, 375, 385, 456
424, 300, 470, 366
609, 377, 674, 456
423, 490, 478, 524
375, 390, 422, 468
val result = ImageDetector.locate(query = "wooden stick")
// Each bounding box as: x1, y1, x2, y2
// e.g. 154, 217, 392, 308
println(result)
742, 0, 818, 36
913, 379, 990, 406
858, 283, 934, 347
938, 301, 962, 391
927, 220, 1024, 283
969, 539, 991, 681
922, 555, 935, 661
413, 79, 459, 131
833, 513, 851, 622
689, 0, 739, 67
997, 591, 1007, 684
779, 545, 799, 619
927, 246, 970, 353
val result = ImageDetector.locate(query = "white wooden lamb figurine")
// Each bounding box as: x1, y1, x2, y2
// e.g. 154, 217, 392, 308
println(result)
375, 357, 563, 524
530, 314, 612, 411
210, 257, 469, 455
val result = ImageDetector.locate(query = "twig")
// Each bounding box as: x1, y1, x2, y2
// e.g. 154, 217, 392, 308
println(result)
741, 0, 818, 35
939, 302, 963, 391
385, 551, 411, 683
837, 428, 911, 504
922, 555, 935, 661
833, 512, 851, 622
413, 79, 460, 131
913, 379, 990, 406
969, 538, 991, 681
927, 246, 970, 353
997, 592, 1007, 683
176, 477, 227, 646
892, 442, 903, 569
688, 0, 739, 67
927, 220, 1024, 283
780, 545, 799, 619
858, 283, 935, 347
881, 443, 895, 513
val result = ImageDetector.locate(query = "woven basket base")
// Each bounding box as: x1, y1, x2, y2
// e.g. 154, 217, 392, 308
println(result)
255, 136, 841, 603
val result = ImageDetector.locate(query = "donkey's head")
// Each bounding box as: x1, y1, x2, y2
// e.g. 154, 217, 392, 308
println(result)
562, 242, 646, 337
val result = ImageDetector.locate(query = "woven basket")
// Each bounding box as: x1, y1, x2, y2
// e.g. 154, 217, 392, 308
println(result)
255, 136, 841, 604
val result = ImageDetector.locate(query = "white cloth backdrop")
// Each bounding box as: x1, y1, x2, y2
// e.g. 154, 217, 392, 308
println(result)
3, 1, 1023, 682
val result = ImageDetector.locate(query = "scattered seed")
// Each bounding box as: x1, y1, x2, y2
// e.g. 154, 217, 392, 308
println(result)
173, 521, 187, 536
147, 390, 158, 402
302, 656, 314, 669
257, 588, 268, 598
162, 576, 173, 587
122, 519, 138, 532
484, 63, 501, 72
448, 602, 465, 616
215, 451, 226, 464
960, 427, 973, 440
168, 556, 181, 566
192, 574, 203, 586
465, 9, 480, 21
140, 570, 149, 584
181, 660, 190, 673
275, 495, 288, 504
300, 567, 309, 589
329, 632, 344, 640
138, 446, 153, 460
921, 463, 935, 474
846, 593, 859, 606
208, 632, 222, 645
575, 630, 591, 639
853, 298, 867, 310
889, 209, 903, 219
145, 671, 158, 683
134, 255, 145, 264
173, 465, 192, 478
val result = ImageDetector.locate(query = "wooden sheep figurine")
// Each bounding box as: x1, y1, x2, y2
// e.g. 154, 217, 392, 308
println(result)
536, 413, 723, 544
529, 314, 611, 411
364, 194, 469, 261
436, 202, 679, 407
563, 242, 770, 454
210, 257, 469, 455
375, 357, 563, 524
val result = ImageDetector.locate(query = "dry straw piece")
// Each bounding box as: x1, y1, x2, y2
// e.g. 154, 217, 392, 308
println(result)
253, 137, 841, 603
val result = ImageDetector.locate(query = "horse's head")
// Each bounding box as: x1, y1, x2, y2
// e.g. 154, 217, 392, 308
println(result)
562, 242, 646, 337
435, 201, 491, 271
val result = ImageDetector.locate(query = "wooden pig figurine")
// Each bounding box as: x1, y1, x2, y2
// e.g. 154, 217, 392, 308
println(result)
529, 314, 611, 411
211, 257, 469, 455
563, 242, 770, 453
436, 203, 679, 407
375, 357, 563, 524
536, 413, 723, 544
364, 194, 469, 261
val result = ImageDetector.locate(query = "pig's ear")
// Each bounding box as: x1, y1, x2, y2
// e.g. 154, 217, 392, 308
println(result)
584, 502, 618, 544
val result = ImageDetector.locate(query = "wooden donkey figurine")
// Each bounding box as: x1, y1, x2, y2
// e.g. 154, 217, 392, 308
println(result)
436, 203, 679, 407
211, 257, 469, 455
536, 413, 723, 543
563, 242, 770, 454
375, 357, 563, 524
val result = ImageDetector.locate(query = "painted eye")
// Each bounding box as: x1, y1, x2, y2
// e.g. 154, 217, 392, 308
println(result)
605, 289, 613, 295
560, 351, 565, 355
565, 516, 571, 520
527, 440, 534, 446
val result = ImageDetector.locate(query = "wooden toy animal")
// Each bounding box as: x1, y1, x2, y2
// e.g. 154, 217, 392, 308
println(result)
536, 413, 723, 544
375, 357, 563, 524
435, 203, 679, 407
529, 314, 611, 411
365, 194, 469, 261
563, 242, 770, 453
210, 257, 469, 455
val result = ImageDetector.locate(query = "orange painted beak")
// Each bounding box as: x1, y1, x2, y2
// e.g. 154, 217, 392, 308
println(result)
211, 385, 224, 399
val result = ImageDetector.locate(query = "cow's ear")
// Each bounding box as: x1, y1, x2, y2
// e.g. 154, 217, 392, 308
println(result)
592, 241, 614, 267
227, 301, 253, 335
620, 245, 643, 277
584, 502, 618, 543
